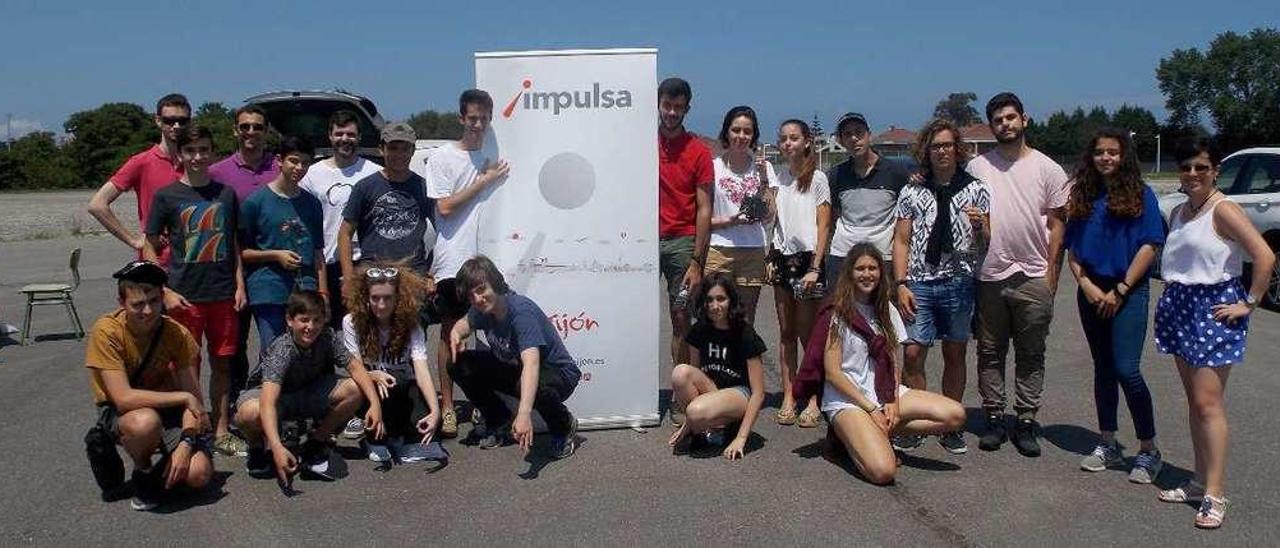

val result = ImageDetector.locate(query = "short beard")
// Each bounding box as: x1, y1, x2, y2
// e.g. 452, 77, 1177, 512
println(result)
995, 129, 1023, 144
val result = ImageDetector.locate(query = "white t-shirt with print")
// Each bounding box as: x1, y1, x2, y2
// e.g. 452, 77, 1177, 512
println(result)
710, 156, 777, 248
772, 167, 830, 255
300, 157, 382, 264
821, 302, 907, 412
341, 314, 429, 378
425, 143, 496, 280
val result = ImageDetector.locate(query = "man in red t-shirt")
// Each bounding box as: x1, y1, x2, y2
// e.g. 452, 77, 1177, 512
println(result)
657, 77, 712, 424
87, 94, 190, 263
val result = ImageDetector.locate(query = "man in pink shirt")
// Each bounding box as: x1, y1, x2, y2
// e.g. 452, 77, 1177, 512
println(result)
208, 105, 279, 201
966, 92, 1069, 458
87, 94, 190, 264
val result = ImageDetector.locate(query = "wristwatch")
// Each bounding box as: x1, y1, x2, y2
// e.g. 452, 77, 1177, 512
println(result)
1244, 293, 1259, 308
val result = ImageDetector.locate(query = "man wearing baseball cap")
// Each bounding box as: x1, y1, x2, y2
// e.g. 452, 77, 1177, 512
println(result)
84, 260, 214, 511
824, 112, 910, 286
337, 122, 437, 282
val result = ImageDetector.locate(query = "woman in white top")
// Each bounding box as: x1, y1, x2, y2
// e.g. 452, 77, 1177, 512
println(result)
769, 120, 831, 428
822, 243, 965, 485
343, 262, 443, 468
705, 105, 776, 325
1152, 138, 1273, 529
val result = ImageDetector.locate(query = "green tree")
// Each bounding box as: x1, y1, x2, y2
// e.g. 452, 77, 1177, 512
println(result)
1157, 27, 1280, 151
1111, 104, 1160, 161
0, 132, 78, 190
193, 102, 236, 157
932, 92, 981, 127
406, 110, 463, 140
62, 102, 156, 187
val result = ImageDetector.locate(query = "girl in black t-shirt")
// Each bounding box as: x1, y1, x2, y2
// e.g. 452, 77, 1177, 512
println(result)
668, 273, 766, 460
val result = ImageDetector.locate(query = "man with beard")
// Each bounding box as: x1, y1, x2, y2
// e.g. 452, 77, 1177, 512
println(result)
300, 111, 382, 330
823, 112, 910, 287
657, 78, 713, 426
88, 94, 191, 264
337, 122, 435, 283
965, 92, 1070, 458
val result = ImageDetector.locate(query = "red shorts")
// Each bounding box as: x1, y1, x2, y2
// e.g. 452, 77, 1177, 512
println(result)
168, 300, 239, 358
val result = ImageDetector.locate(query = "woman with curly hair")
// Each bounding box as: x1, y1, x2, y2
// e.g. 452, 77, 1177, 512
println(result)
1063, 128, 1166, 483
822, 243, 965, 485
668, 272, 767, 460
343, 262, 442, 467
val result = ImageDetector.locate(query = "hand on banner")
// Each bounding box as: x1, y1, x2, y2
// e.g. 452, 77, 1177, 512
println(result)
479, 159, 511, 186
513, 412, 534, 453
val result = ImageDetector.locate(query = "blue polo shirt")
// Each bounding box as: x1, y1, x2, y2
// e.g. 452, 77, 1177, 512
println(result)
1064, 184, 1167, 280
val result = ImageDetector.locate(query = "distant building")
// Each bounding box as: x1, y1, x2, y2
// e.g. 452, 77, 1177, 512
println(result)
870, 123, 998, 160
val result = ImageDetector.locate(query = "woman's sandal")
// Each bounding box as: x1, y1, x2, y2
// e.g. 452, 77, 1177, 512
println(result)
1157, 480, 1205, 503
776, 407, 797, 425
797, 408, 821, 428
1195, 495, 1229, 529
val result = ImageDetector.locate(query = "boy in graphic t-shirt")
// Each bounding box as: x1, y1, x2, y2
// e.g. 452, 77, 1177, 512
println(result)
144, 125, 247, 458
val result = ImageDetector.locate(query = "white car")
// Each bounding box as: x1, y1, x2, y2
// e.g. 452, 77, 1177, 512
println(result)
1157, 146, 1280, 309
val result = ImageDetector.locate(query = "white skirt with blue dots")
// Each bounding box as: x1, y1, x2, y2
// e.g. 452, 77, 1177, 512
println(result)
1154, 278, 1249, 368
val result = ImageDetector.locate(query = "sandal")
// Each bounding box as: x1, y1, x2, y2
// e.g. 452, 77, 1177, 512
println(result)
776, 407, 797, 425
797, 408, 821, 428
1157, 480, 1205, 503
440, 409, 458, 438
1195, 495, 1229, 529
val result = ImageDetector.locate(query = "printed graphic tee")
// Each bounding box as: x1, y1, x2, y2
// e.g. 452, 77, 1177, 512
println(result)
684, 322, 767, 390
710, 157, 777, 247
240, 186, 325, 305
146, 180, 240, 302
342, 171, 435, 275
300, 157, 382, 264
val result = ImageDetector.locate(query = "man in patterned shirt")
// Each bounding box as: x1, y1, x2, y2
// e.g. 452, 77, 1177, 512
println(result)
891, 119, 990, 454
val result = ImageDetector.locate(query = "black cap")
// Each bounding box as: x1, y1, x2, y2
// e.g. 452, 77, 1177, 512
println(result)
112, 260, 167, 287
834, 112, 869, 133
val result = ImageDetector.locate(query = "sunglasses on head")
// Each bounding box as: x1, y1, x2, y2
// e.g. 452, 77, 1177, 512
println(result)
238, 122, 265, 132
160, 116, 191, 127
114, 260, 159, 277
365, 267, 399, 280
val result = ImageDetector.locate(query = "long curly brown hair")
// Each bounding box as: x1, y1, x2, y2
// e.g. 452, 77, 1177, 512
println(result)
829, 243, 897, 354
911, 118, 974, 180
343, 261, 427, 366
1068, 127, 1144, 220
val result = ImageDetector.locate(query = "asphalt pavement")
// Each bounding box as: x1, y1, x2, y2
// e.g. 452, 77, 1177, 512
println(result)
1, 233, 1277, 545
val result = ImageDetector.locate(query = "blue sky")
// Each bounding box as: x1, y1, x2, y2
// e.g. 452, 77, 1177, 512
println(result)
1, 0, 1276, 141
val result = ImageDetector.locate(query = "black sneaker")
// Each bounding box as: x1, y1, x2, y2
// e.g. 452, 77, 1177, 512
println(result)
891, 434, 924, 452
246, 446, 273, 479
978, 414, 1007, 451
549, 415, 579, 460
938, 432, 968, 454
1011, 419, 1041, 457
129, 468, 160, 512
478, 425, 514, 450
300, 439, 337, 481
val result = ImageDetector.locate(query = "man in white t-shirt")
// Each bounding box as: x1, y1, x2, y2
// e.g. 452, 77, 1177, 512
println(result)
424, 89, 510, 438
300, 110, 382, 330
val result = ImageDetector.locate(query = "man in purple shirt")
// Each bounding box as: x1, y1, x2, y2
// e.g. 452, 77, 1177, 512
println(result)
209, 104, 281, 409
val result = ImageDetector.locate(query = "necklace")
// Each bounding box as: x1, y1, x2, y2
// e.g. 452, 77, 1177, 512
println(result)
1187, 189, 1219, 217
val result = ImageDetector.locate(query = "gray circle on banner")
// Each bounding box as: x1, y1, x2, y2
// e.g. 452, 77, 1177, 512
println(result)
538, 152, 596, 210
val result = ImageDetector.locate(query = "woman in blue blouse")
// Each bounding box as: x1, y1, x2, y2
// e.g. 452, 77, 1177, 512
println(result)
1064, 128, 1167, 483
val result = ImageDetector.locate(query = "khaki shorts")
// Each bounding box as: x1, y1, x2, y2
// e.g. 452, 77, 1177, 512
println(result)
659, 236, 695, 299
704, 246, 767, 287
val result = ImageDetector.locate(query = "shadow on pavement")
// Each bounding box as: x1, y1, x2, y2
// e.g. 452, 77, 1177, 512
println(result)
153, 471, 231, 514
1041, 423, 1102, 456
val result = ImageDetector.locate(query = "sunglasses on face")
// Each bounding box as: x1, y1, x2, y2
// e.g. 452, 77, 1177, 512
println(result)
1178, 163, 1214, 174
365, 267, 400, 280
160, 116, 191, 127
238, 123, 265, 132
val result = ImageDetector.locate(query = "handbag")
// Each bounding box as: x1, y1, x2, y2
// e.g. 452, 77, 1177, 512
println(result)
84, 323, 165, 495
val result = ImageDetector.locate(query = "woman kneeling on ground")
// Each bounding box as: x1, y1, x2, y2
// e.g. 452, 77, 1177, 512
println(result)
668, 273, 767, 460
822, 243, 965, 485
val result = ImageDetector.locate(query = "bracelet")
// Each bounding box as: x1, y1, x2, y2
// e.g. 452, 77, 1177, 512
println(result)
807, 266, 822, 274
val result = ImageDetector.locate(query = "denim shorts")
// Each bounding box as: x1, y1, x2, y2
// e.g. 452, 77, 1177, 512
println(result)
904, 276, 976, 346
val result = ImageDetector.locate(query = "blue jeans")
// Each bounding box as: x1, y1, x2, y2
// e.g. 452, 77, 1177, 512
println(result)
1077, 279, 1156, 440
904, 277, 976, 345
251, 304, 287, 352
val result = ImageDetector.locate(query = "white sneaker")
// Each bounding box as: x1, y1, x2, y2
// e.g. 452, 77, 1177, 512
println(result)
342, 418, 365, 440
366, 441, 392, 463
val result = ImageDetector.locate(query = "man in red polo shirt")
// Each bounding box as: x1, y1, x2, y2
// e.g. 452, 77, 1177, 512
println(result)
657, 77, 712, 425
87, 94, 190, 263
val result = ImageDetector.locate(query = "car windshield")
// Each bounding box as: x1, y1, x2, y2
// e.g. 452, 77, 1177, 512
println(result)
1217, 155, 1245, 193
255, 99, 381, 152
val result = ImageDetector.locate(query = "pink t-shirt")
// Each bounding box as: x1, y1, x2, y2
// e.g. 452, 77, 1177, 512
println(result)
966, 148, 1069, 281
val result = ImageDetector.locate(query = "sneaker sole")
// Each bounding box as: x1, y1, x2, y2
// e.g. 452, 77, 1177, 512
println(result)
130, 499, 158, 511
341, 430, 365, 440
1129, 465, 1162, 484
939, 440, 968, 454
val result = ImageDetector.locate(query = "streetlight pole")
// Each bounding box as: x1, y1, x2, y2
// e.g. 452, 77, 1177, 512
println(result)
1155, 133, 1162, 174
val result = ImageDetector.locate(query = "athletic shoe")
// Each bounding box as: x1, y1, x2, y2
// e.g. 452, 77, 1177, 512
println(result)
129, 468, 160, 512
938, 432, 968, 454
475, 424, 514, 450
1080, 442, 1123, 472
300, 439, 336, 481
440, 409, 458, 438
246, 447, 273, 478
342, 418, 365, 440
366, 440, 393, 463
978, 414, 1007, 451
212, 434, 248, 457
704, 429, 726, 447
1010, 419, 1041, 457
891, 434, 924, 452
550, 415, 579, 460
1129, 449, 1164, 484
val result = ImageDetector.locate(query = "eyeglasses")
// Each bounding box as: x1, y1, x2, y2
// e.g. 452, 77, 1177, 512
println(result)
160, 116, 191, 127
1178, 163, 1215, 174
929, 142, 956, 151
365, 267, 400, 280
237, 123, 265, 132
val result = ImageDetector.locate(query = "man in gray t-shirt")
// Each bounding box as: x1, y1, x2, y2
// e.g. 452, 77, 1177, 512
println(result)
824, 112, 909, 285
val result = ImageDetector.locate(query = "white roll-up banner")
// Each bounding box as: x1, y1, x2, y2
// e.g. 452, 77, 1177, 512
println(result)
474, 48, 660, 430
